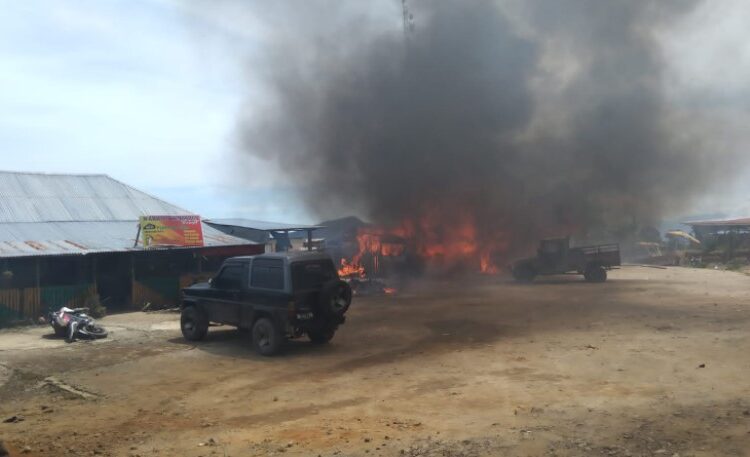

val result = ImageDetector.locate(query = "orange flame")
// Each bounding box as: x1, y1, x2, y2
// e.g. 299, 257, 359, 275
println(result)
338, 258, 365, 278
479, 250, 499, 274
338, 206, 518, 276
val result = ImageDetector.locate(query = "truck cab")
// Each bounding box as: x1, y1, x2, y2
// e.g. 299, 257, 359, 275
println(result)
537, 237, 570, 271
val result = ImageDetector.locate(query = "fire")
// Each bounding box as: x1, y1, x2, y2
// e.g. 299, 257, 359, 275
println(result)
337, 208, 510, 277
479, 250, 499, 274
399, 208, 508, 273
406, 216, 479, 264
338, 258, 365, 278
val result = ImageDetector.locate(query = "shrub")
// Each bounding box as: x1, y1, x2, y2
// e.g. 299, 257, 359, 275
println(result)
83, 290, 107, 318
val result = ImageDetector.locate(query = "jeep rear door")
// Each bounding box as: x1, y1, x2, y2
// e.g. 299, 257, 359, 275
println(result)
206, 262, 246, 325
247, 258, 288, 316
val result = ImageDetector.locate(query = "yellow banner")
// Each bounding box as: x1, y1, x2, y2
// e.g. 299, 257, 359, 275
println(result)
140, 215, 204, 248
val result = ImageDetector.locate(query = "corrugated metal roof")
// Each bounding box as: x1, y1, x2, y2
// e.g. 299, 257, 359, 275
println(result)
0, 171, 190, 223
205, 218, 322, 232
684, 217, 750, 227
0, 171, 257, 257
0, 221, 255, 258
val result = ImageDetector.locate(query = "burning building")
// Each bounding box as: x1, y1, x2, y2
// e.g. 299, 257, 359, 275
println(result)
333, 218, 501, 279
235, 1, 748, 272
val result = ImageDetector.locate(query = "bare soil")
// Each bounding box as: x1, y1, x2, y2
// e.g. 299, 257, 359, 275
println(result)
1, 266, 749, 457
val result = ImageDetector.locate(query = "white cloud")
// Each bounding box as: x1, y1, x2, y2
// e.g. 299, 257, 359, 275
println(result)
0, 1, 283, 192
0, 0, 304, 220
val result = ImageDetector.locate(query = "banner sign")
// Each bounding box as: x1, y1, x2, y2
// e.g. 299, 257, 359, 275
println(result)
139, 215, 204, 248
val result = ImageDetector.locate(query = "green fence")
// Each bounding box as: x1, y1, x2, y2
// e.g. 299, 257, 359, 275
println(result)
0, 283, 93, 328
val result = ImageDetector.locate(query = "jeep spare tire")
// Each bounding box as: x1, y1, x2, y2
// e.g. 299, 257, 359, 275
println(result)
319, 280, 352, 317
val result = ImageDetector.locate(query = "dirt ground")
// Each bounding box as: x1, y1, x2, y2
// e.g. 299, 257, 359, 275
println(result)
1, 266, 749, 457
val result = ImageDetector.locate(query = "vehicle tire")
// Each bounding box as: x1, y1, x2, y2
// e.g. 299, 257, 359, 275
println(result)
308, 325, 336, 344
319, 280, 352, 317
181, 306, 209, 341
52, 323, 67, 338
512, 264, 536, 282
252, 317, 282, 356
584, 265, 607, 282
78, 324, 108, 339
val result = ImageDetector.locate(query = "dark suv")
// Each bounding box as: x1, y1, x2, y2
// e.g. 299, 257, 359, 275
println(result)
180, 251, 352, 356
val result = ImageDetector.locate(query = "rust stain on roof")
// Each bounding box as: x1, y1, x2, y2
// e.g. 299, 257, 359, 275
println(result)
25, 241, 47, 251
65, 240, 88, 250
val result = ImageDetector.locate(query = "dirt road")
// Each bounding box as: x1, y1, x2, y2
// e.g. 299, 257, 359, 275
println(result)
1, 266, 749, 456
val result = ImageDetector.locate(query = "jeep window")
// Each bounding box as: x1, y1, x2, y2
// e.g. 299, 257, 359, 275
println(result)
213, 264, 244, 289
292, 260, 336, 291
251, 258, 284, 290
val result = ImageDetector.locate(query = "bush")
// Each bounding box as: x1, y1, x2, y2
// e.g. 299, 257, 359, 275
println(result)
725, 257, 749, 271
83, 291, 107, 318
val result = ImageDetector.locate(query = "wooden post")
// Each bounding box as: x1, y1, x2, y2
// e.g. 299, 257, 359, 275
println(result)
130, 253, 136, 308
35, 258, 40, 289
34, 258, 41, 318
307, 229, 313, 251
92, 256, 98, 291
133, 222, 142, 248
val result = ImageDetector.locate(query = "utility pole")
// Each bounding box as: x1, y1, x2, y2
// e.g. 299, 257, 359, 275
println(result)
402, 0, 414, 39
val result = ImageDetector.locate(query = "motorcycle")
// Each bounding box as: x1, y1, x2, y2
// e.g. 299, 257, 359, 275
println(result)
49, 307, 108, 343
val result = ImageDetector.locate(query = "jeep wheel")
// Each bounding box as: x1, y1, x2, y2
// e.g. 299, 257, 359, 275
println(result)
181, 306, 209, 341
584, 265, 607, 282
252, 317, 282, 356
319, 280, 353, 317
308, 326, 337, 344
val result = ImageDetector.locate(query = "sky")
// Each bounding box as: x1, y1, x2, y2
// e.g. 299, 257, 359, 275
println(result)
0, 0, 749, 225
0, 0, 312, 223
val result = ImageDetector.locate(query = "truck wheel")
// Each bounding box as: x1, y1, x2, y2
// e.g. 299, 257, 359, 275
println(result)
181, 306, 209, 341
584, 265, 607, 282
252, 317, 282, 356
308, 325, 337, 344
512, 265, 536, 282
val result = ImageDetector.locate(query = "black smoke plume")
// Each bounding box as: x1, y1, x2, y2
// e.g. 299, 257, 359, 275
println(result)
239, 0, 741, 262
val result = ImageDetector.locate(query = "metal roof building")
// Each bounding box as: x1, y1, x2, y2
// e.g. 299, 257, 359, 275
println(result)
205, 218, 323, 251
0, 171, 262, 324
683, 217, 750, 228
682, 216, 750, 260
0, 171, 250, 257
204, 218, 322, 232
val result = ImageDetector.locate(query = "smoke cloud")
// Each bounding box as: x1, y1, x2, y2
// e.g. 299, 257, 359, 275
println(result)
238, 0, 745, 260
